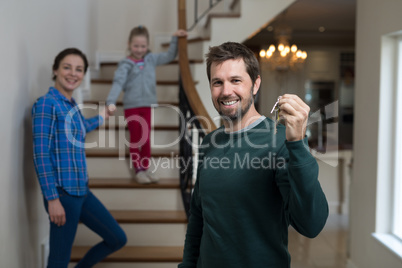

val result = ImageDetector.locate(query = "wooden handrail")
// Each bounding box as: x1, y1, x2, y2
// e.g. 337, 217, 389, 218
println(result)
178, 0, 217, 132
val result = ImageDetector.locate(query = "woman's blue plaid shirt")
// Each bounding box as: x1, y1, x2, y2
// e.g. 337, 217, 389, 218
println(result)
32, 87, 103, 200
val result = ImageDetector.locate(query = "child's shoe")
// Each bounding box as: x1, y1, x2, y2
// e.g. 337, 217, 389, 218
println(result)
135, 171, 152, 184
146, 170, 160, 183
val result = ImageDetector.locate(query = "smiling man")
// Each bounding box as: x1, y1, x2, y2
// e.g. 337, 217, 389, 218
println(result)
210, 57, 258, 129
178, 42, 329, 268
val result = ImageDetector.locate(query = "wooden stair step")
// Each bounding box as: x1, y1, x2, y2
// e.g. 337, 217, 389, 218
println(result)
85, 150, 178, 158
91, 79, 180, 85
109, 210, 187, 224
205, 13, 241, 28
71, 246, 184, 262
83, 100, 179, 107
89, 178, 180, 189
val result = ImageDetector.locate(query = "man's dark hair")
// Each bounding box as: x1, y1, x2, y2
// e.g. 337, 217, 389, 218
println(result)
52, 48, 89, 80
205, 42, 260, 84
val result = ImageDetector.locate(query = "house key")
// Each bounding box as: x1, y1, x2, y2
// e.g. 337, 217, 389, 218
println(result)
270, 97, 281, 134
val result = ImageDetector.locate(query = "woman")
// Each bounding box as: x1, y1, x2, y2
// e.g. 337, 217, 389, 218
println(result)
32, 48, 127, 267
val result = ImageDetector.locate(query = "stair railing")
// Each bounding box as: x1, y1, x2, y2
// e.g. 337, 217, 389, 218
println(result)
187, 0, 223, 31
177, 0, 218, 217
178, 84, 206, 217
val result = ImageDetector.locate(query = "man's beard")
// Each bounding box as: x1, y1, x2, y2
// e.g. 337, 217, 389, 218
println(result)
218, 88, 254, 124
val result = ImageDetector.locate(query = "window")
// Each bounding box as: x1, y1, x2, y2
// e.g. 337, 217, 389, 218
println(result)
373, 32, 402, 259
392, 35, 402, 240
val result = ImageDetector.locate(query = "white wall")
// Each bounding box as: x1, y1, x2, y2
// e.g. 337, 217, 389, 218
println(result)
0, 0, 95, 267
95, 0, 179, 55
348, 0, 402, 267
93, 0, 236, 56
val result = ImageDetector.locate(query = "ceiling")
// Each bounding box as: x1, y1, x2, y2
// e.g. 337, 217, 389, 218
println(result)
244, 0, 356, 49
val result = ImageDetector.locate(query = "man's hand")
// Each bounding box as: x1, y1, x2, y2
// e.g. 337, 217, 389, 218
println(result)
277, 94, 310, 141
48, 198, 66, 227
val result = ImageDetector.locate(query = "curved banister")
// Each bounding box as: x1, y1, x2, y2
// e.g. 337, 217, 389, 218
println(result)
178, 0, 217, 132
177, 0, 219, 217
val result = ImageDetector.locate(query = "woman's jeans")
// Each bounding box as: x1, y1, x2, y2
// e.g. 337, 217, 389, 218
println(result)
44, 188, 127, 268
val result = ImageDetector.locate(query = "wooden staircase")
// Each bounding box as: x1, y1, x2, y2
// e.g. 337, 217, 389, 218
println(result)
70, 181, 186, 266
67, 1, 248, 267
68, 55, 191, 268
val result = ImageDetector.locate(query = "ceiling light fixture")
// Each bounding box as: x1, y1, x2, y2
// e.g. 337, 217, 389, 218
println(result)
259, 25, 307, 72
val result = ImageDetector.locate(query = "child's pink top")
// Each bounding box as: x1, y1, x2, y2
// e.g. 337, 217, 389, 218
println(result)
128, 57, 145, 70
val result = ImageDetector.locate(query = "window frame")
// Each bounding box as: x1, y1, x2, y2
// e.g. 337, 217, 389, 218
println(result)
392, 35, 402, 240
373, 32, 402, 260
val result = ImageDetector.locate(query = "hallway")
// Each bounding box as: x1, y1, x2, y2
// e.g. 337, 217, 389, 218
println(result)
289, 214, 348, 268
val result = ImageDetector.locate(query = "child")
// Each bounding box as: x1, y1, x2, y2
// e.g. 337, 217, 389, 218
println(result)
106, 25, 187, 184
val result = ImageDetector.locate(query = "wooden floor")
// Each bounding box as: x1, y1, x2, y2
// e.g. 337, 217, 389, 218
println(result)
289, 214, 349, 268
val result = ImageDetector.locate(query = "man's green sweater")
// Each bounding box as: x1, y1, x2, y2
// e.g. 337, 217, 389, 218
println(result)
179, 117, 328, 268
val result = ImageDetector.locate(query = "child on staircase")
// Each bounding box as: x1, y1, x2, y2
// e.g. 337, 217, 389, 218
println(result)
106, 25, 187, 184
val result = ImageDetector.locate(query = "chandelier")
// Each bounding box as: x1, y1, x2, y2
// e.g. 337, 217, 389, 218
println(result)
259, 25, 307, 72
